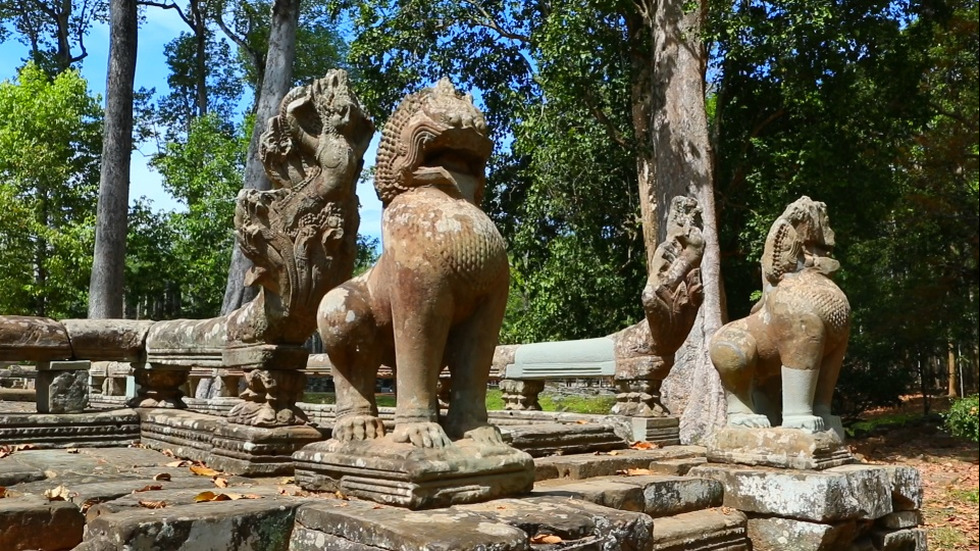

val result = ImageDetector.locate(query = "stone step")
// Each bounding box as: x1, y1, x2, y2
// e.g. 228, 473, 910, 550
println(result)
534, 445, 706, 481
502, 422, 628, 457
652, 508, 750, 551
0, 410, 140, 448
534, 473, 723, 518
0, 494, 85, 551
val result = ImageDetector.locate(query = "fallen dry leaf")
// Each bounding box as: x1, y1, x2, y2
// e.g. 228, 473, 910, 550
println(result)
138, 500, 168, 509
629, 441, 659, 450
574, 420, 589, 425
44, 485, 74, 502
133, 485, 163, 494
213, 477, 229, 488
608, 450, 620, 456
616, 468, 654, 476
162, 449, 176, 458
66, 448, 80, 454
0, 486, 7, 498
153, 473, 171, 482
333, 490, 349, 500
79, 498, 100, 513
530, 533, 563, 544
165, 460, 190, 468
193, 491, 259, 502
189, 465, 221, 477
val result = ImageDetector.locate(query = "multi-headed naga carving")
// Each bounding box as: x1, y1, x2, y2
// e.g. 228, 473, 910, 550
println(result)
318, 79, 508, 448
710, 196, 850, 433
611, 196, 705, 416
223, 70, 374, 426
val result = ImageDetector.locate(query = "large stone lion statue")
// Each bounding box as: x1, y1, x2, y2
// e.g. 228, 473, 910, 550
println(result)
317, 79, 508, 448
709, 196, 850, 433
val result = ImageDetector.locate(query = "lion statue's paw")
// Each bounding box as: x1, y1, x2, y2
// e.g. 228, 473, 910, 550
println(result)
782, 414, 826, 433
728, 413, 772, 429
333, 415, 386, 442
392, 422, 453, 449
462, 424, 505, 446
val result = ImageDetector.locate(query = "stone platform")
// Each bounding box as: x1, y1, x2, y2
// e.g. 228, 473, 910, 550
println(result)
0, 409, 140, 448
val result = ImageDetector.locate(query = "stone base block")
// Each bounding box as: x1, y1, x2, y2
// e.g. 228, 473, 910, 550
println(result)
207, 423, 325, 476
137, 408, 223, 462
535, 473, 723, 518
706, 426, 855, 470
653, 508, 750, 551
293, 437, 535, 509
0, 495, 85, 551
0, 410, 140, 448
627, 416, 681, 445
535, 445, 706, 481
36, 360, 90, 413
747, 516, 859, 551
871, 528, 927, 551
689, 463, 894, 523
502, 422, 627, 457
222, 343, 309, 370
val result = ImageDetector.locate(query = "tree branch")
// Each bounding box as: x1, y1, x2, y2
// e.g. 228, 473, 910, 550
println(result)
459, 0, 531, 43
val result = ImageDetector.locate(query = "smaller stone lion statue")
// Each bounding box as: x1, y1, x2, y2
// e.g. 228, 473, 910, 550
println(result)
710, 196, 850, 433
318, 79, 507, 448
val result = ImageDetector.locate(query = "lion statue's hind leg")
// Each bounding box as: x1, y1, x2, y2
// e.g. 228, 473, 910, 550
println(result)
710, 321, 772, 429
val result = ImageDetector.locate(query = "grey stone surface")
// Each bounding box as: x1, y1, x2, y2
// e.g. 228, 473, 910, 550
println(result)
137, 408, 223, 463
293, 437, 534, 509
652, 508, 749, 551
36, 367, 89, 413
706, 426, 855, 470
292, 500, 529, 551
455, 496, 655, 551
504, 336, 616, 379
877, 510, 921, 530
62, 319, 154, 362
534, 445, 706, 481
646, 456, 707, 476
0, 410, 140, 448
535, 474, 722, 518
628, 416, 681, 446
689, 463, 892, 522
747, 516, 859, 551
0, 457, 45, 486
871, 464, 924, 511
502, 422, 627, 457
871, 528, 927, 551
0, 494, 85, 551
0, 315, 71, 362
77, 498, 305, 551
208, 422, 325, 476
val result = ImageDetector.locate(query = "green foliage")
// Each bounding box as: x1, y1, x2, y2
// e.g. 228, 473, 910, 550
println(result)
944, 394, 979, 442
0, 63, 101, 317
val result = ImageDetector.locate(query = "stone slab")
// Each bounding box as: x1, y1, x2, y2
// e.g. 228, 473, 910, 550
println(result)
646, 457, 707, 476
84, 485, 306, 518
144, 317, 226, 368
502, 422, 627, 457
689, 463, 892, 522
534, 445, 706, 481
138, 408, 223, 463
747, 516, 859, 551
209, 422, 326, 477
535, 474, 722, 518
706, 427, 855, 470
291, 499, 529, 551
504, 336, 616, 379
628, 416, 681, 446
0, 494, 85, 551
293, 437, 534, 509
0, 410, 140, 448
455, 495, 655, 551
36, 366, 89, 414
873, 464, 924, 511
0, 315, 71, 362
223, 343, 309, 370
652, 508, 749, 551
871, 527, 927, 551
62, 319, 154, 362
77, 497, 306, 551
0, 458, 45, 486
877, 510, 921, 530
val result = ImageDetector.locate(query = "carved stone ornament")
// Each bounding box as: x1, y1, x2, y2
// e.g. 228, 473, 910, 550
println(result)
611, 195, 705, 416
710, 196, 851, 435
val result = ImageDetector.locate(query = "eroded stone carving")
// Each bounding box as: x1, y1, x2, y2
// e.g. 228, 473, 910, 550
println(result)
710, 196, 850, 433
611, 196, 705, 416
318, 79, 508, 448
220, 69, 374, 427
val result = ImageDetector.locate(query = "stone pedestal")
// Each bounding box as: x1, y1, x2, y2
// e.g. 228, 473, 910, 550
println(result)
706, 426, 855, 470
36, 360, 90, 413
208, 423, 325, 476
293, 437, 535, 509
626, 416, 681, 445
0, 410, 140, 448
138, 408, 223, 463
127, 363, 188, 408
499, 379, 544, 410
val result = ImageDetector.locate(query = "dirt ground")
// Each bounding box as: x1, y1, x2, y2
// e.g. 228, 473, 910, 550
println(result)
849, 396, 979, 551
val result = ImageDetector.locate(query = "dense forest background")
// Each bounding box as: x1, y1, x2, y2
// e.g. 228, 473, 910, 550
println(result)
0, 0, 976, 415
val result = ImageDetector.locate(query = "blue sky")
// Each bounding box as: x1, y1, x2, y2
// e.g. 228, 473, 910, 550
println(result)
0, 9, 384, 242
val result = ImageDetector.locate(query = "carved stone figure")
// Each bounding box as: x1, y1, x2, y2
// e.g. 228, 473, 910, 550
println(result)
611, 196, 705, 416
710, 196, 850, 433
318, 79, 507, 448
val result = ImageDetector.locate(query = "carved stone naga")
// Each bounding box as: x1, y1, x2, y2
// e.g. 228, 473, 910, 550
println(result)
318, 79, 509, 448
710, 196, 850, 433
224, 70, 374, 426
611, 196, 705, 416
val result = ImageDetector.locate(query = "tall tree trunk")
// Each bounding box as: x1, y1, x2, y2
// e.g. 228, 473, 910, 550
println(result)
219, 0, 300, 316
88, 0, 137, 319
947, 341, 959, 398
630, 0, 727, 444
